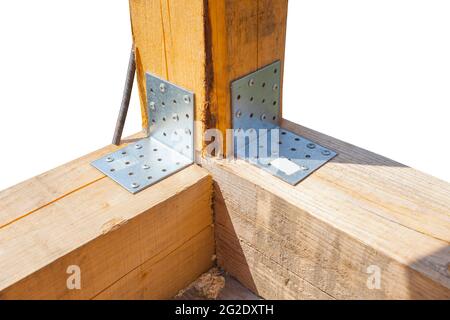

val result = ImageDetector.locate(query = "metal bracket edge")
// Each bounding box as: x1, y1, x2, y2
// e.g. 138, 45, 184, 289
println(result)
231, 61, 337, 185
91, 74, 194, 194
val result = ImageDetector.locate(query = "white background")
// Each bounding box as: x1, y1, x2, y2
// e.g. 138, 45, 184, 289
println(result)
0, 0, 449, 191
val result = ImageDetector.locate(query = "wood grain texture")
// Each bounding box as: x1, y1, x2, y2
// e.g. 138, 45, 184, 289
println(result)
208, 0, 288, 153
129, 0, 207, 148
129, 0, 288, 153
95, 226, 215, 299
0, 138, 214, 299
203, 119, 450, 299
0, 133, 144, 229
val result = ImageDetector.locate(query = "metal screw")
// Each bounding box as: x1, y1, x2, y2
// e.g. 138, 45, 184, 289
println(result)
273, 84, 279, 91
159, 83, 166, 93
149, 101, 156, 110
261, 114, 267, 120
142, 164, 150, 170
172, 113, 179, 121
299, 165, 309, 171
106, 157, 114, 163
135, 144, 142, 150
236, 110, 242, 118
183, 95, 191, 104
131, 182, 140, 189
307, 143, 316, 149
249, 78, 255, 87
185, 128, 192, 135
322, 150, 331, 156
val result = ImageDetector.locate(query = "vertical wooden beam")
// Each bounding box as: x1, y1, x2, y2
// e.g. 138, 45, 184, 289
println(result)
129, 0, 288, 153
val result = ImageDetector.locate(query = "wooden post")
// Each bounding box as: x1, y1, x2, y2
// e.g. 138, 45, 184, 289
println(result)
129, 0, 288, 154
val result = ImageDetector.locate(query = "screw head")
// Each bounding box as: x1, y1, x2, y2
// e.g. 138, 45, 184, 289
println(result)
307, 143, 316, 149
149, 101, 156, 110
172, 113, 179, 121
183, 95, 191, 104
131, 182, 140, 189
142, 164, 150, 170
273, 84, 279, 91
135, 144, 142, 150
185, 128, 192, 135
249, 78, 255, 87
159, 83, 166, 93
236, 110, 242, 118
299, 165, 309, 171
106, 157, 114, 163
322, 150, 331, 156
261, 114, 267, 121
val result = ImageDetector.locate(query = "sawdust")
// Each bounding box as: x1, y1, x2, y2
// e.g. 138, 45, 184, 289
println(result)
175, 268, 225, 300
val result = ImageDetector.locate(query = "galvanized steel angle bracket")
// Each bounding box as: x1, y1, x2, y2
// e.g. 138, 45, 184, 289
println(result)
92, 73, 194, 194
231, 60, 337, 185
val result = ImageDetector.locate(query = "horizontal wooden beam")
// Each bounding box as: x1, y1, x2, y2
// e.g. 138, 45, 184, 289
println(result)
0, 136, 214, 300
203, 119, 450, 299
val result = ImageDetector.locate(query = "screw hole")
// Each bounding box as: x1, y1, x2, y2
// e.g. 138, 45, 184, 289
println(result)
148, 176, 153, 180
162, 117, 166, 121
162, 169, 167, 172
250, 97, 254, 102
262, 82, 266, 88
163, 132, 167, 136
122, 151, 127, 155
262, 99, 266, 104
158, 158, 162, 161
306, 154, 311, 159
272, 116, 276, 121
128, 172, 134, 176
249, 113, 254, 118
125, 161, 130, 165
173, 99, 177, 104
273, 101, 277, 106
274, 68, 278, 74
186, 114, 189, 119
237, 95, 241, 100
110, 169, 115, 172
153, 148, 158, 152
281, 132, 286, 135
291, 148, 297, 152
139, 155, 144, 158
295, 138, 300, 141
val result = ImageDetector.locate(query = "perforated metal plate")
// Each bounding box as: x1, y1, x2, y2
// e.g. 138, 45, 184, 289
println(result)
231, 61, 337, 185
92, 73, 194, 194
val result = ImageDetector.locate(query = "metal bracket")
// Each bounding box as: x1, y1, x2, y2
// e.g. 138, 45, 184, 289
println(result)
92, 73, 194, 194
231, 61, 337, 185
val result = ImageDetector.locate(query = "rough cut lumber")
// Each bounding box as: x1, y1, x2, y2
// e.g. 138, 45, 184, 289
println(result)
0, 134, 145, 229
203, 119, 450, 300
129, 0, 288, 152
0, 136, 214, 300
